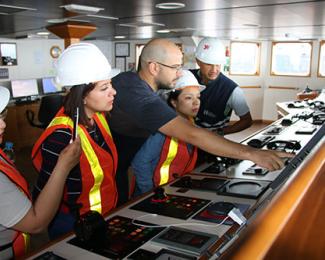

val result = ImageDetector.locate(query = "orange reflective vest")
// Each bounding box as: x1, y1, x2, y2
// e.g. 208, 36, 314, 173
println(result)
153, 136, 197, 187
0, 149, 30, 258
32, 108, 118, 216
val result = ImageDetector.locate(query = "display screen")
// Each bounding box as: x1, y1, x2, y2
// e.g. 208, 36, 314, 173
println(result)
42, 77, 62, 94
11, 79, 39, 98
153, 227, 218, 255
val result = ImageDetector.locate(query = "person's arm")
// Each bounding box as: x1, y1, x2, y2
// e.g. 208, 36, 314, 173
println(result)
159, 116, 292, 171
131, 133, 165, 194
33, 129, 72, 201
222, 87, 253, 134
223, 112, 253, 135
13, 138, 81, 234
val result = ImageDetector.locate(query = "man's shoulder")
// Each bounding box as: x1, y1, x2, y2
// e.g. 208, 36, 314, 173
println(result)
218, 73, 238, 86
112, 71, 149, 91
112, 71, 139, 83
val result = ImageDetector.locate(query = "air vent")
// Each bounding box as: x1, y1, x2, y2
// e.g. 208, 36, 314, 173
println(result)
0, 4, 36, 14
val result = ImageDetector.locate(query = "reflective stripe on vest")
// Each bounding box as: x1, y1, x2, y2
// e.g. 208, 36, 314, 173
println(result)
49, 115, 105, 213
22, 233, 30, 252
96, 113, 111, 136
159, 137, 178, 185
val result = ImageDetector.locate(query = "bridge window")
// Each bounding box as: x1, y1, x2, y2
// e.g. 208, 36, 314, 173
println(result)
229, 41, 260, 76
270, 41, 312, 77
318, 40, 325, 77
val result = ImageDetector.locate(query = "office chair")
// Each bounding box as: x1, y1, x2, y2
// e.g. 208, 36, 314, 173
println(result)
26, 94, 64, 129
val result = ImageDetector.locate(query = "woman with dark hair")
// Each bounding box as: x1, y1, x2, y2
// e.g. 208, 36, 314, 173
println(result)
32, 43, 120, 239
0, 86, 80, 259
131, 70, 205, 196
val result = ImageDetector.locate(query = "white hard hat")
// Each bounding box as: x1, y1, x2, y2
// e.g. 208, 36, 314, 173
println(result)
55, 43, 120, 86
174, 70, 205, 92
195, 37, 226, 65
0, 86, 10, 114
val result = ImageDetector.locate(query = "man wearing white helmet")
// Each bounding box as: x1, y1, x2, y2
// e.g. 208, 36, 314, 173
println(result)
191, 37, 252, 135
131, 70, 205, 196
0, 86, 80, 259
110, 38, 292, 205
32, 43, 120, 239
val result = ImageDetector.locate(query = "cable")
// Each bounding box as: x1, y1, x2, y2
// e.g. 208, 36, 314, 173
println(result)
131, 213, 230, 228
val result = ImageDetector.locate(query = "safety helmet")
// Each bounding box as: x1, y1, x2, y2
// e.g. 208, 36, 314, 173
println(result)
195, 37, 226, 65
0, 86, 10, 114
55, 43, 120, 86
174, 70, 205, 92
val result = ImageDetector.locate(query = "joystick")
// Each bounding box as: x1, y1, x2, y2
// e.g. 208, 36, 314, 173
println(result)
74, 210, 106, 246
151, 187, 168, 202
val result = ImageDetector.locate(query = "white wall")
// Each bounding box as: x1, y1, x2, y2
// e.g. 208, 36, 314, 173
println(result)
0, 38, 64, 81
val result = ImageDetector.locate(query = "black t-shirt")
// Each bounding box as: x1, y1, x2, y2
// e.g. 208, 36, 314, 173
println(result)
110, 72, 177, 138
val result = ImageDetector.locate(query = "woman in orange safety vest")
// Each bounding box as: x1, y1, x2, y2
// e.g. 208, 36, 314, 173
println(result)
32, 43, 120, 240
0, 86, 80, 260
131, 70, 205, 196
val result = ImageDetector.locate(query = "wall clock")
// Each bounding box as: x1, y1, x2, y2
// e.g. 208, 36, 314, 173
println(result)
50, 45, 62, 58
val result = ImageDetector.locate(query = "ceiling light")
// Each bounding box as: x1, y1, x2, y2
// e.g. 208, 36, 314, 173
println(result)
114, 35, 126, 39
27, 33, 48, 39
47, 18, 91, 24
169, 27, 194, 32
0, 4, 37, 12
47, 18, 68, 24
37, 31, 50, 36
87, 14, 118, 20
155, 2, 185, 9
157, 29, 170, 33
60, 4, 104, 14
118, 21, 165, 28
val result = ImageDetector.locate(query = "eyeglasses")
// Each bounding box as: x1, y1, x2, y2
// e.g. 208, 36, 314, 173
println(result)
154, 61, 183, 72
0, 109, 8, 120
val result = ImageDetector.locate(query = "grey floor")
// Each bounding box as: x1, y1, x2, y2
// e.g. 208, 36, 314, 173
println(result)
14, 121, 269, 255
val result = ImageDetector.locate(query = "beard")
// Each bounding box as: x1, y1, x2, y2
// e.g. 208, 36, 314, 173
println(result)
156, 76, 178, 91
157, 81, 173, 90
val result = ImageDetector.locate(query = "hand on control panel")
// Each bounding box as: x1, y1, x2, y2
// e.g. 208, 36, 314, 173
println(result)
248, 148, 295, 171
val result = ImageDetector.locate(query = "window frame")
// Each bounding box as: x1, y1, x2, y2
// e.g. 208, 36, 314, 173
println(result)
317, 40, 325, 77
229, 41, 261, 76
270, 41, 313, 77
135, 44, 145, 71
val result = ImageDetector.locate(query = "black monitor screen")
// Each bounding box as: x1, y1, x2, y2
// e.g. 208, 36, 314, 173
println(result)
42, 77, 62, 94
11, 79, 39, 98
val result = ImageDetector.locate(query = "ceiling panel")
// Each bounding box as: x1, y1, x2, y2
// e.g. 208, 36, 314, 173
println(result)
0, 0, 324, 41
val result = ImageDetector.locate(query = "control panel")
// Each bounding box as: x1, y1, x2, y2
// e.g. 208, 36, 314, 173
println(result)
69, 215, 165, 259
28, 104, 324, 260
